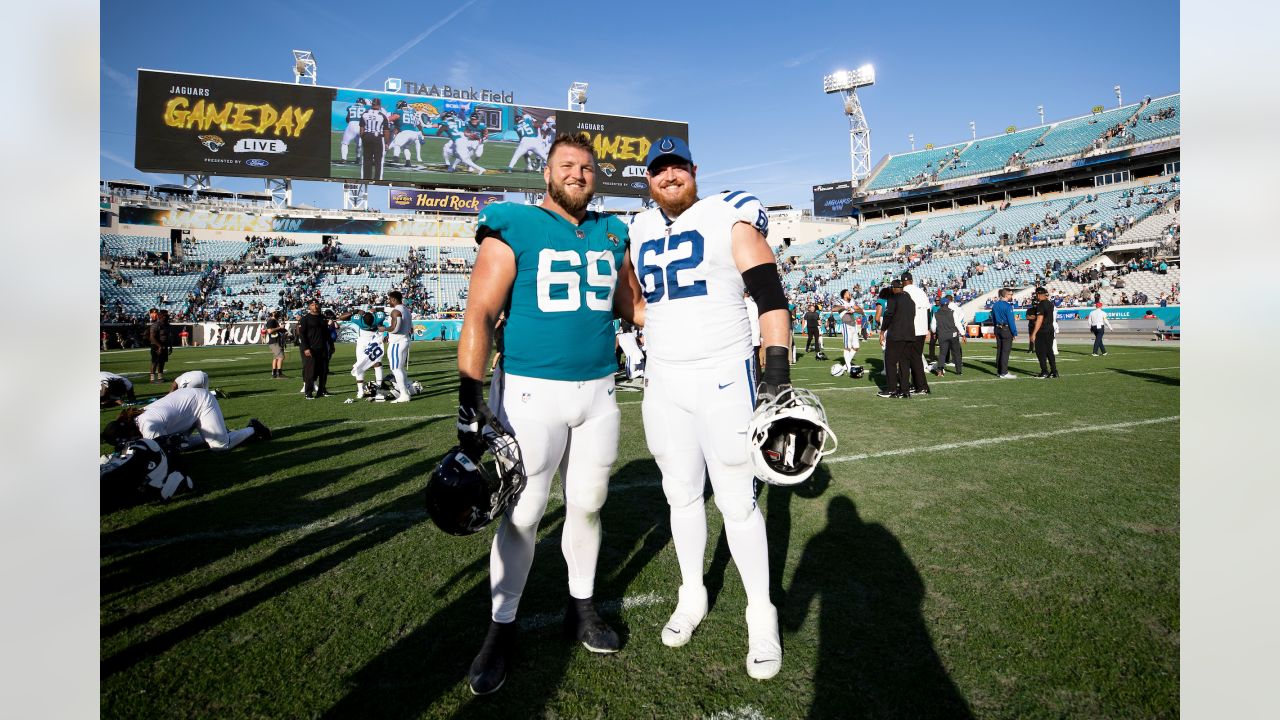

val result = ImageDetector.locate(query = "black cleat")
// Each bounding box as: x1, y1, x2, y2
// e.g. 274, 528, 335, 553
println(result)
1050, 372, 1060, 378
564, 597, 620, 653
899, 392, 912, 400
876, 390, 896, 398
248, 419, 271, 441
469, 621, 516, 696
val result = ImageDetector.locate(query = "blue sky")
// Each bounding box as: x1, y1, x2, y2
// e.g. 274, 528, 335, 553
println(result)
100, 0, 1179, 211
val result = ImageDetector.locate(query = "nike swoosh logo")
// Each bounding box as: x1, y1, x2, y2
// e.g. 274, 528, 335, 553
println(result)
718, 382, 734, 390
607, 388, 615, 395
666, 627, 681, 634
752, 659, 774, 664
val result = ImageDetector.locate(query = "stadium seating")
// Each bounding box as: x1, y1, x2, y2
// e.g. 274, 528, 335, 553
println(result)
864, 143, 968, 192
184, 240, 251, 262
257, 242, 324, 258
936, 127, 1046, 181
1108, 94, 1180, 148
100, 234, 170, 258
1018, 104, 1140, 164
336, 244, 411, 264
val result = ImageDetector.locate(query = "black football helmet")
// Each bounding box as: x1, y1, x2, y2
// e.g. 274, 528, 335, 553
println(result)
426, 426, 526, 536
100, 439, 192, 505
849, 364, 865, 379
396, 99, 409, 109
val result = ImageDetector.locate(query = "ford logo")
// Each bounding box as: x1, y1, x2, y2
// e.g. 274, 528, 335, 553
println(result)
246, 159, 270, 167
630, 181, 648, 189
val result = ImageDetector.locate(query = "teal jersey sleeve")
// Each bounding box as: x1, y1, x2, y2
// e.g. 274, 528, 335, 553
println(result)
475, 204, 628, 381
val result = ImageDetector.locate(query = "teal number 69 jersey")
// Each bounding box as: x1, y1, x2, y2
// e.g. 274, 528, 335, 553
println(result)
475, 202, 629, 381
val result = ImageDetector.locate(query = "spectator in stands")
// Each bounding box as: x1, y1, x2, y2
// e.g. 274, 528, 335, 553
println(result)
1088, 303, 1112, 356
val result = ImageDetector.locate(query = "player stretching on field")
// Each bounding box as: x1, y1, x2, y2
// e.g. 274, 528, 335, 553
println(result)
628, 136, 790, 680
340, 308, 387, 398
455, 133, 642, 695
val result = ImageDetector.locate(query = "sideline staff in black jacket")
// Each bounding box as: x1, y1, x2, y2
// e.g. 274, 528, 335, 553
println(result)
878, 280, 917, 398
298, 300, 331, 398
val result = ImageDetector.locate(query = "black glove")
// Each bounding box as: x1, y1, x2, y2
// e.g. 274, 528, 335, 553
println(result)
457, 376, 494, 460
756, 346, 792, 409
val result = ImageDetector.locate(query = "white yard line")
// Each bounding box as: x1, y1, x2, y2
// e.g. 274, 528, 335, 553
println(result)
815, 365, 1180, 394
825, 415, 1179, 464
518, 592, 667, 631
1021, 411, 1060, 418
706, 707, 774, 720
963, 404, 998, 409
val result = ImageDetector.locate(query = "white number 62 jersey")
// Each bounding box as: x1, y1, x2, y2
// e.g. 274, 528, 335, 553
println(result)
629, 190, 769, 367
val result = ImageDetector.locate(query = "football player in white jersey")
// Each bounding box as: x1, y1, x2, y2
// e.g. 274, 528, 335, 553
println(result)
627, 136, 792, 680
100, 371, 136, 407
385, 291, 414, 402
837, 289, 861, 372
101, 387, 270, 452
340, 308, 387, 398
169, 370, 209, 393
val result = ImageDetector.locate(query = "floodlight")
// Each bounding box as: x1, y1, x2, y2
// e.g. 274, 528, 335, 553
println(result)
292, 50, 317, 85
823, 64, 875, 94
568, 81, 589, 110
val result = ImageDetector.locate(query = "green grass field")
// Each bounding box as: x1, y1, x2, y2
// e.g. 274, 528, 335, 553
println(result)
100, 339, 1179, 719
328, 132, 547, 190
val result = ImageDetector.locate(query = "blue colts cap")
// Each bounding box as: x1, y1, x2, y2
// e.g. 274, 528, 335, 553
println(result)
644, 135, 693, 172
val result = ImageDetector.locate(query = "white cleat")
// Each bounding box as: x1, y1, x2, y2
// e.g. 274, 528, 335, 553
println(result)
391, 396, 411, 403
999, 373, 1018, 380
745, 604, 781, 680
661, 585, 708, 648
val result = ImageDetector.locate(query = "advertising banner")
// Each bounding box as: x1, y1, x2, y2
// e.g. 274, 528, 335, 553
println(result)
559, 110, 689, 197
136, 70, 332, 178
136, 70, 687, 197
812, 181, 856, 218
388, 188, 503, 214
119, 207, 478, 239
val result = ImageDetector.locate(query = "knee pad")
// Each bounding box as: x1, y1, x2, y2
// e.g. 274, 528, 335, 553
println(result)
713, 486, 758, 524
506, 479, 551, 528
564, 472, 609, 514
661, 470, 707, 511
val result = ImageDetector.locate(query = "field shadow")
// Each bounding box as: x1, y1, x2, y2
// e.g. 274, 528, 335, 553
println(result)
1112, 368, 1180, 387
101, 478, 436, 679
101, 420, 445, 603
764, 466, 832, 608
322, 458, 669, 719
781, 496, 973, 719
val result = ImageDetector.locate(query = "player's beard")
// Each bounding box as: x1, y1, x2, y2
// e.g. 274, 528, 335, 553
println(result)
548, 175, 594, 216
652, 176, 698, 217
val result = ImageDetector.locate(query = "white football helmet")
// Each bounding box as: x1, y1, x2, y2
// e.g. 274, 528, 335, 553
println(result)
829, 362, 847, 377
747, 387, 837, 486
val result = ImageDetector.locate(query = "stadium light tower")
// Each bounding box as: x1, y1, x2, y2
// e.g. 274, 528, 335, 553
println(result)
908, 133, 915, 151
1037, 105, 1045, 126
568, 81, 588, 111
823, 64, 875, 185
292, 50, 317, 85
1114, 85, 1122, 108
969, 121, 976, 140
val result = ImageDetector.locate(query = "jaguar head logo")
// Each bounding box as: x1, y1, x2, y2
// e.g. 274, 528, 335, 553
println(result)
198, 135, 224, 152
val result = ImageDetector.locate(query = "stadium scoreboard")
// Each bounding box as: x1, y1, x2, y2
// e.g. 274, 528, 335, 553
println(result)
134, 69, 688, 198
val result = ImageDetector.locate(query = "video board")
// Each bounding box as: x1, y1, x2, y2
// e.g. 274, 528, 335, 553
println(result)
135, 70, 688, 198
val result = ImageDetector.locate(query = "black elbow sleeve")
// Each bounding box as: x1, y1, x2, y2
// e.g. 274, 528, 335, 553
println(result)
742, 263, 787, 314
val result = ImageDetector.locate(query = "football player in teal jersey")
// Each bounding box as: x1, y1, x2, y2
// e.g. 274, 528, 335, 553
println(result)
432, 111, 484, 174
340, 97, 368, 164
388, 100, 424, 166
464, 110, 489, 159
454, 133, 644, 696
